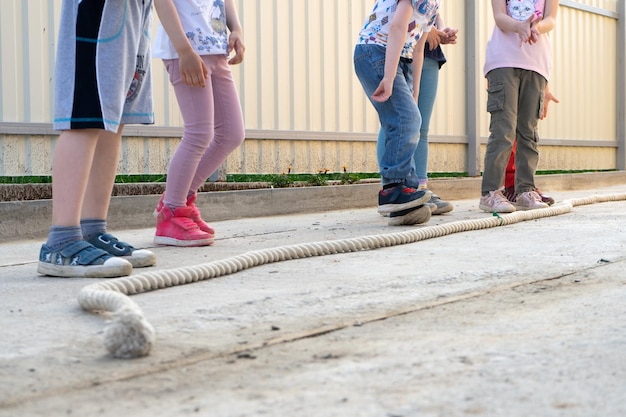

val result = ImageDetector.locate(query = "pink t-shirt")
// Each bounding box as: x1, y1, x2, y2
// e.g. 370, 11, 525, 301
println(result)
483, 0, 552, 81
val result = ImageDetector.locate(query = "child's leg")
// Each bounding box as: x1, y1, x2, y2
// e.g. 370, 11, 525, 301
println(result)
162, 58, 216, 209
377, 58, 439, 187
40, 128, 133, 277
189, 56, 245, 192
354, 46, 420, 188
81, 128, 123, 220
354, 45, 429, 223
51, 129, 100, 228
514, 71, 546, 193
481, 68, 519, 195
153, 58, 217, 246
504, 140, 517, 190
414, 57, 440, 187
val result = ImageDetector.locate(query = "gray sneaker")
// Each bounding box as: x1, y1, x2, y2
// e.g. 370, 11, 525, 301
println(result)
429, 194, 453, 215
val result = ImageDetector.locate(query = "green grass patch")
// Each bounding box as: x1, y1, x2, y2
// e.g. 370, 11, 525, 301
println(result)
0, 169, 616, 185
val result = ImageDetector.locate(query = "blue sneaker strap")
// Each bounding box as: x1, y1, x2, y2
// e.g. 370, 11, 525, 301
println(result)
89, 233, 136, 256
58, 240, 110, 265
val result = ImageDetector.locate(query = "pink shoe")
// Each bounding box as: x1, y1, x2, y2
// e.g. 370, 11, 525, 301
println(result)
155, 193, 215, 236
514, 191, 549, 211
154, 206, 214, 247
535, 189, 555, 206
185, 193, 216, 236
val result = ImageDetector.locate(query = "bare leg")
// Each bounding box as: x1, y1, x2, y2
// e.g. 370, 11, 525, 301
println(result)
51, 129, 100, 227
81, 126, 123, 220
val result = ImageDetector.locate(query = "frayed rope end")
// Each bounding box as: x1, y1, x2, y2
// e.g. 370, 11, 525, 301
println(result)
103, 306, 155, 359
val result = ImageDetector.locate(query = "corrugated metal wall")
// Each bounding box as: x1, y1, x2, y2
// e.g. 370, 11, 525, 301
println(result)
0, 0, 623, 177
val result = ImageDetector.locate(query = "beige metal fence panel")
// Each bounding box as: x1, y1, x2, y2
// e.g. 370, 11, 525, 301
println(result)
0, 0, 623, 177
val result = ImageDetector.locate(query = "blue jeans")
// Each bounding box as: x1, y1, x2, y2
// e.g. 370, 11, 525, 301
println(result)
377, 56, 439, 183
354, 44, 421, 188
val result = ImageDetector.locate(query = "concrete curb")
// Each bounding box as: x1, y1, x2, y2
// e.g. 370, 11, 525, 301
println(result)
1, 171, 624, 242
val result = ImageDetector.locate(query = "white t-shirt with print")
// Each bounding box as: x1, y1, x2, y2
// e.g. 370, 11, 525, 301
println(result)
357, 0, 439, 59
153, 0, 228, 59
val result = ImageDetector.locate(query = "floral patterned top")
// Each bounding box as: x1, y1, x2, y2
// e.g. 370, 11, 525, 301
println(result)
357, 0, 439, 59
153, 0, 228, 59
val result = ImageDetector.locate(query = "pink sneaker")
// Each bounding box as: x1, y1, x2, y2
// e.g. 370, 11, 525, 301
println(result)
185, 193, 215, 236
514, 191, 549, 211
535, 189, 555, 206
155, 193, 215, 236
154, 206, 214, 247
479, 190, 516, 213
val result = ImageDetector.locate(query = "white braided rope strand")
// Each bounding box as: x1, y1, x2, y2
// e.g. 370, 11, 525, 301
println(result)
76, 193, 626, 358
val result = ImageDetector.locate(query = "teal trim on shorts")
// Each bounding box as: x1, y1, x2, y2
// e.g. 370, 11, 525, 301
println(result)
75, 0, 127, 44
54, 117, 120, 126
122, 112, 155, 118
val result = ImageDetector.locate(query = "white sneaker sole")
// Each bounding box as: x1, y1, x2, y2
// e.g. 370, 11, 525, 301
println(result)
153, 236, 214, 247
388, 205, 432, 226
37, 257, 132, 278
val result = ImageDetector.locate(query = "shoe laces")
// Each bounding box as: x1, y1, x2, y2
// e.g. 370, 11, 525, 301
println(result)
490, 190, 509, 204
521, 191, 542, 202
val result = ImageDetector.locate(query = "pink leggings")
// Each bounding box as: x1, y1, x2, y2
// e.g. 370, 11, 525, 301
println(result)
162, 55, 245, 208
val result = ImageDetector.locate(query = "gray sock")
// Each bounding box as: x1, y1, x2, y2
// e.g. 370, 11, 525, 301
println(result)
46, 226, 82, 251
80, 219, 107, 242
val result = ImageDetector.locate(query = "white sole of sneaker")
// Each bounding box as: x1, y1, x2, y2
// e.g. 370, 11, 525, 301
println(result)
432, 204, 454, 215
121, 249, 157, 268
514, 204, 549, 211
479, 204, 516, 213
388, 205, 432, 226
37, 257, 132, 278
153, 236, 214, 247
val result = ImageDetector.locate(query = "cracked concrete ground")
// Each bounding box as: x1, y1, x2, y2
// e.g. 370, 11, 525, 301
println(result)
1, 184, 625, 417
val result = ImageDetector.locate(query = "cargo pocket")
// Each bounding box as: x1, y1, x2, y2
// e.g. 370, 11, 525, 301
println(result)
537, 91, 545, 119
486, 83, 505, 114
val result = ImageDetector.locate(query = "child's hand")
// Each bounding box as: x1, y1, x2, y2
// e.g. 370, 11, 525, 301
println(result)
528, 13, 543, 44
227, 31, 245, 65
178, 49, 208, 87
371, 78, 394, 103
516, 14, 535, 46
426, 28, 444, 50
541, 89, 560, 120
441, 27, 458, 45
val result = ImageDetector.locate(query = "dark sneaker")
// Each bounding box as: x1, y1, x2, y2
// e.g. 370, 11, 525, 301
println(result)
388, 205, 431, 226
430, 193, 453, 215
87, 232, 156, 268
37, 240, 132, 278
378, 185, 431, 214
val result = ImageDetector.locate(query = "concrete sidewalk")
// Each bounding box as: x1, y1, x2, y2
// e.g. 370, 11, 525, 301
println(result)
1, 179, 626, 416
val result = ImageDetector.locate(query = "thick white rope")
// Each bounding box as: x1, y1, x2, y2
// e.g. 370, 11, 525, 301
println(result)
77, 193, 626, 358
